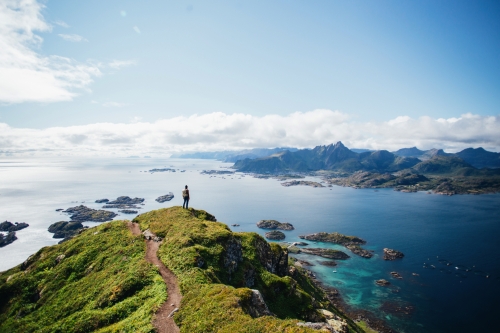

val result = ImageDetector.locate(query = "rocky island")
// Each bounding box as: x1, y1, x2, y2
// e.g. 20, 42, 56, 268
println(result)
0, 221, 30, 247
101, 196, 145, 209
155, 192, 174, 203
265, 230, 286, 240
299, 232, 373, 258
383, 248, 404, 261
281, 180, 324, 188
63, 205, 117, 222
257, 219, 295, 230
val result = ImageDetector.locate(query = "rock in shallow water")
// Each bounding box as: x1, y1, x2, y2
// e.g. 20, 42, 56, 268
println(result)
383, 248, 404, 260
155, 192, 174, 203
265, 230, 286, 240
257, 220, 294, 230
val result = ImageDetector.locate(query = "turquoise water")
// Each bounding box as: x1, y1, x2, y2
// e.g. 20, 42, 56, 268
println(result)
0, 157, 499, 333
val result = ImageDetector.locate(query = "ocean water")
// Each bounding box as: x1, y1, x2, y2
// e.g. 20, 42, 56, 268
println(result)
1, 157, 499, 333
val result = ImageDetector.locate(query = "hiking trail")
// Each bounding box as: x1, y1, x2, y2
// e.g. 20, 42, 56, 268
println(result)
128, 222, 181, 333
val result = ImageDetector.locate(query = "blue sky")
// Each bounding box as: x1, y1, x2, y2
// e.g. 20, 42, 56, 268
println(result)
0, 0, 499, 155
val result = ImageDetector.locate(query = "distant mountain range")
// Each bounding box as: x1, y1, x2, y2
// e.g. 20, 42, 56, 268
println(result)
232, 142, 500, 173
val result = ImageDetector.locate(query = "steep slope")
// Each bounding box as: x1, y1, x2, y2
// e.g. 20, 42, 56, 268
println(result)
0, 221, 165, 333
133, 207, 363, 333
0, 208, 365, 333
412, 155, 476, 175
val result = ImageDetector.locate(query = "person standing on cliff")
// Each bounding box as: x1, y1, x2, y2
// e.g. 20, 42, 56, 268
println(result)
182, 185, 190, 209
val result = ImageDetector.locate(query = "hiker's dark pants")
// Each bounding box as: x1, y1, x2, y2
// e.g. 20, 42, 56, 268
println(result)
183, 198, 189, 209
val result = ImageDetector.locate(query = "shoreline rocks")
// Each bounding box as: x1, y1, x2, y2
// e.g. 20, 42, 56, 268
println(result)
383, 248, 404, 260
156, 192, 174, 203
257, 220, 294, 230
48, 221, 85, 239
265, 230, 286, 240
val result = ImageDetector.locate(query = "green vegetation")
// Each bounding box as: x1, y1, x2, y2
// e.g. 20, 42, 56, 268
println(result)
0, 221, 165, 333
0, 207, 372, 332
133, 207, 365, 333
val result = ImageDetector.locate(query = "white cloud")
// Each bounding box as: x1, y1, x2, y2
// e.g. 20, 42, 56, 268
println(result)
102, 102, 128, 107
53, 20, 69, 28
108, 60, 136, 69
0, 0, 101, 103
0, 110, 498, 156
58, 34, 87, 42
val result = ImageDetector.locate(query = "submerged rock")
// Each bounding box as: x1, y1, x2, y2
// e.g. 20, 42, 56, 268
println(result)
257, 220, 294, 230
119, 210, 138, 214
265, 230, 286, 240
318, 261, 337, 267
383, 248, 405, 260
155, 192, 174, 203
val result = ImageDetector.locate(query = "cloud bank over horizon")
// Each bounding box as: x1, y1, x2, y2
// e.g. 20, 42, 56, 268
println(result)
0, 110, 498, 157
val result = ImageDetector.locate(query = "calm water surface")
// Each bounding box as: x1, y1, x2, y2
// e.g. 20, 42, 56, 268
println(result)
1, 157, 499, 333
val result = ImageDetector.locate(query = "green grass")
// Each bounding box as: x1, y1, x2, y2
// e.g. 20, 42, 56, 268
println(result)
0, 207, 369, 333
133, 206, 366, 333
0, 221, 165, 333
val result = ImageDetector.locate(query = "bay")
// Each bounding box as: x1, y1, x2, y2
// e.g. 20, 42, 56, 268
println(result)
0, 157, 499, 333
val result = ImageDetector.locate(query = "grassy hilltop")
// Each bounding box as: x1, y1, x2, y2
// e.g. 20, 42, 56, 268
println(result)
0, 207, 366, 333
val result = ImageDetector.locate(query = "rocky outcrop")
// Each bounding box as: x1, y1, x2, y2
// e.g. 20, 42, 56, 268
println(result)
296, 322, 335, 332
383, 248, 404, 260
246, 290, 273, 317
0, 232, 17, 247
48, 221, 84, 239
300, 248, 350, 260
156, 193, 174, 203
265, 230, 285, 240
345, 245, 373, 258
318, 309, 349, 333
254, 237, 288, 277
95, 199, 109, 203
223, 238, 243, 280
256, 220, 294, 230
390, 271, 403, 279
142, 229, 162, 242
0, 221, 29, 232
63, 205, 117, 222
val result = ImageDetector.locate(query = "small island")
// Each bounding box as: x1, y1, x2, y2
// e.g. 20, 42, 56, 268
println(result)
256, 220, 294, 230
375, 279, 391, 286
383, 248, 404, 260
63, 205, 117, 222
156, 193, 174, 203
48, 221, 85, 240
281, 180, 324, 188
299, 232, 372, 258
265, 230, 286, 240
102, 196, 145, 209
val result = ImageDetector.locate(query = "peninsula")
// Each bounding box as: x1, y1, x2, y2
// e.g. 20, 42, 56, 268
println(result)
0, 207, 375, 333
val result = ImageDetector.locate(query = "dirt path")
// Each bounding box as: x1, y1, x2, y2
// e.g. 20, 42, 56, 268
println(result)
128, 222, 181, 333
